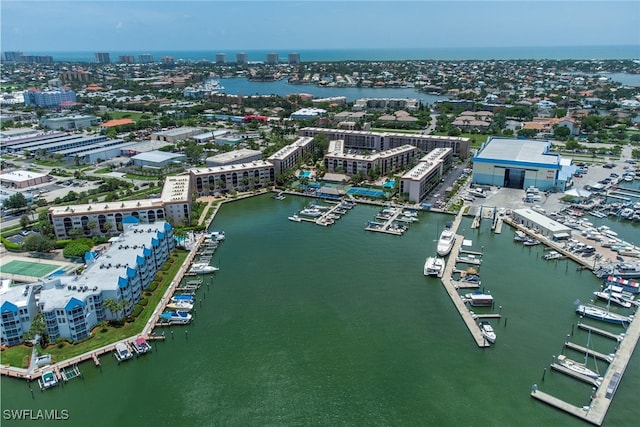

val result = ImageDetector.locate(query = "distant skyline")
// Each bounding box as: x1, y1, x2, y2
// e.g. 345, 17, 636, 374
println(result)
1, 1, 639, 53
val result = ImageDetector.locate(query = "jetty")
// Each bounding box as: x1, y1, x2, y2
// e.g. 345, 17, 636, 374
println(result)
577, 321, 625, 341
365, 206, 407, 235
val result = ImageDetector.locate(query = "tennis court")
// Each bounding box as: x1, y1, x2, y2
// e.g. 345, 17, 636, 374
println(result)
347, 187, 387, 198
0, 260, 61, 278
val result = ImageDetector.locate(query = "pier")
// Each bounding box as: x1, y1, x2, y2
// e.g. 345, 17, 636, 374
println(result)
577, 321, 624, 341
532, 303, 640, 425
564, 341, 613, 363
364, 206, 407, 235
440, 209, 492, 348
550, 362, 602, 387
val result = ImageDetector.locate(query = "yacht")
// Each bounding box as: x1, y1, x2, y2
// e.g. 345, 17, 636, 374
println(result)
593, 289, 633, 309
189, 262, 219, 274
166, 300, 194, 311
424, 256, 445, 277
464, 293, 494, 307
299, 208, 322, 217
288, 214, 301, 222
479, 322, 496, 344
114, 342, 133, 362
436, 226, 455, 257
160, 310, 192, 325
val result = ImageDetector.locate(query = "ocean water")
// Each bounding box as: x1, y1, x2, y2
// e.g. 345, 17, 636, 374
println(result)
36, 45, 640, 63
2, 194, 639, 426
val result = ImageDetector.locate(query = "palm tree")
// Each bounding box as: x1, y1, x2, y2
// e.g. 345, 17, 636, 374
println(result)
103, 298, 128, 323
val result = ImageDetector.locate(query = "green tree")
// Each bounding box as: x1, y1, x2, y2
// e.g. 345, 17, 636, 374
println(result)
22, 234, 54, 253
63, 240, 92, 258
20, 214, 31, 230
3, 193, 28, 210
553, 125, 571, 140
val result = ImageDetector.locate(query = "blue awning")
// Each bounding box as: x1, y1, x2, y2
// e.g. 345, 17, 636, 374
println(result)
136, 255, 145, 266
65, 297, 84, 311
127, 266, 137, 278
118, 276, 129, 289
0, 301, 18, 313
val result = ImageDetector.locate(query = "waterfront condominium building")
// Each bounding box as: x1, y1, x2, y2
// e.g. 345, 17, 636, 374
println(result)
1, 221, 174, 345
190, 160, 275, 196
288, 53, 300, 64
95, 52, 111, 64
162, 56, 175, 65
323, 141, 420, 177
399, 148, 453, 202
267, 137, 315, 175
119, 55, 135, 64
215, 53, 227, 64
0, 280, 38, 346
266, 53, 278, 65
236, 52, 248, 65
299, 127, 470, 159
138, 53, 154, 64
23, 87, 77, 108
48, 175, 192, 238
3, 51, 23, 62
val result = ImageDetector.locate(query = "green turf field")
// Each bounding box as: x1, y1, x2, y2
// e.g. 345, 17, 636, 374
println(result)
1, 260, 60, 277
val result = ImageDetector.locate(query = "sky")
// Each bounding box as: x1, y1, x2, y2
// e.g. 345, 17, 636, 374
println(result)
1, 0, 639, 53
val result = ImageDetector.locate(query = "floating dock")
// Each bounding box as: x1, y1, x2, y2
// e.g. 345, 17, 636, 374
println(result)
577, 322, 624, 341
564, 341, 613, 363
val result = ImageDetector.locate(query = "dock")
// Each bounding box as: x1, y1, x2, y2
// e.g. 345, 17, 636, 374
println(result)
364, 206, 408, 235
577, 321, 625, 341
550, 362, 602, 387
440, 210, 491, 348
564, 341, 613, 363
532, 301, 640, 425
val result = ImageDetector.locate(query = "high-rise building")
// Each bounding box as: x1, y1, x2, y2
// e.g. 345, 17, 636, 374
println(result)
95, 52, 111, 64
266, 53, 279, 65
215, 53, 227, 65
4, 51, 23, 62
288, 53, 300, 65
20, 55, 53, 64
119, 55, 135, 64
236, 52, 248, 65
161, 56, 175, 65
138, 54, 154, 64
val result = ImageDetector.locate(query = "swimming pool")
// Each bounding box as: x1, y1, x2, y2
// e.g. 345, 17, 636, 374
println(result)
299, 171, 312, 178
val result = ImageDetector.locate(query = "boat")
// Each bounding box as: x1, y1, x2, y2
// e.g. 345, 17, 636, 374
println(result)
37, 370, 59, 390
299, 208, 322, 217
130, 337, 152, 355
522, 237, 541, 246
513, 230, 528, 242
424, 256, 445, 277
171, 294, 195, 303
288, 214, 301, 222
189, 262, 219, 274
166, 300, 194, 311
114, 342, 133, 362
436, 226, 455, 257
604, 275, 640, 294
160, 310, 192, 325
575, 304, 631, 325
593, 289, 633, 308
273, 191, 286, 200
207, 230, 226, 241
544, 250, 564, 260
468, 188, 487, 198
464, 292, 494, 307
479, 321, 496, 344
555, 354, 602, 381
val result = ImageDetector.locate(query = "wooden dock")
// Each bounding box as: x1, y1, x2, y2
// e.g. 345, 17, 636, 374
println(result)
550, 362, 602, 387
440, 209, 491, 348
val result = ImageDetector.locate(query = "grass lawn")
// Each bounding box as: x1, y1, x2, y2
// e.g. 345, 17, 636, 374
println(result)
108, 111, 147, 122
1, 251, 188, 366
0, 344, 32, 368
33, 160, 67, 167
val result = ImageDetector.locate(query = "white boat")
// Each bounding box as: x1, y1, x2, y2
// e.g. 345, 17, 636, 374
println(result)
189, 262, 219, 274
114, 342, 133, 362
299, 208, 322, 217
523, 237, 541, 246
160, 310, 192, 325
468, 188, 486, 198
206, 230, 225, 241
556, 354, 602, 380
575, 304, 631, 325
166, 300, 194, 311
130, 337, 152, 355
288, 214, 301, 222
424, 256, 445, 277
514, 230, 528, 242
38, 370, 59, 390
171, 294, 194, 303
436, 227, 455, 257
464, 293, 494, 307
273, 191, 286, 200
544, 250, 564, 260
593, 288, 633, 308
479, 321, 496, 344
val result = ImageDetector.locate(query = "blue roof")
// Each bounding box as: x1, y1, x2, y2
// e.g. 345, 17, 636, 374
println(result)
151, 237, 159, 247
157, 231, 165, 239
0, 301, 18, 313
118, 276, 129, 289
164, 223, 172, 231
122, 216, 140, 224
143, 247, 152, 256
136, 255, 145, 266
65, 297, 84, 311
127, 266, 137, 278
84, 251, 97, 261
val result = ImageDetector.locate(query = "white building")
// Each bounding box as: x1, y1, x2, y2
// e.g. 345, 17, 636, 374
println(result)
267, 137, 315, 175
290, 108, 327, 120
323, 143, 420, 177
190, 160, 275, 195
206, 149, 262, 167
0, 280, 38, 346
399, 148, 453, 202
